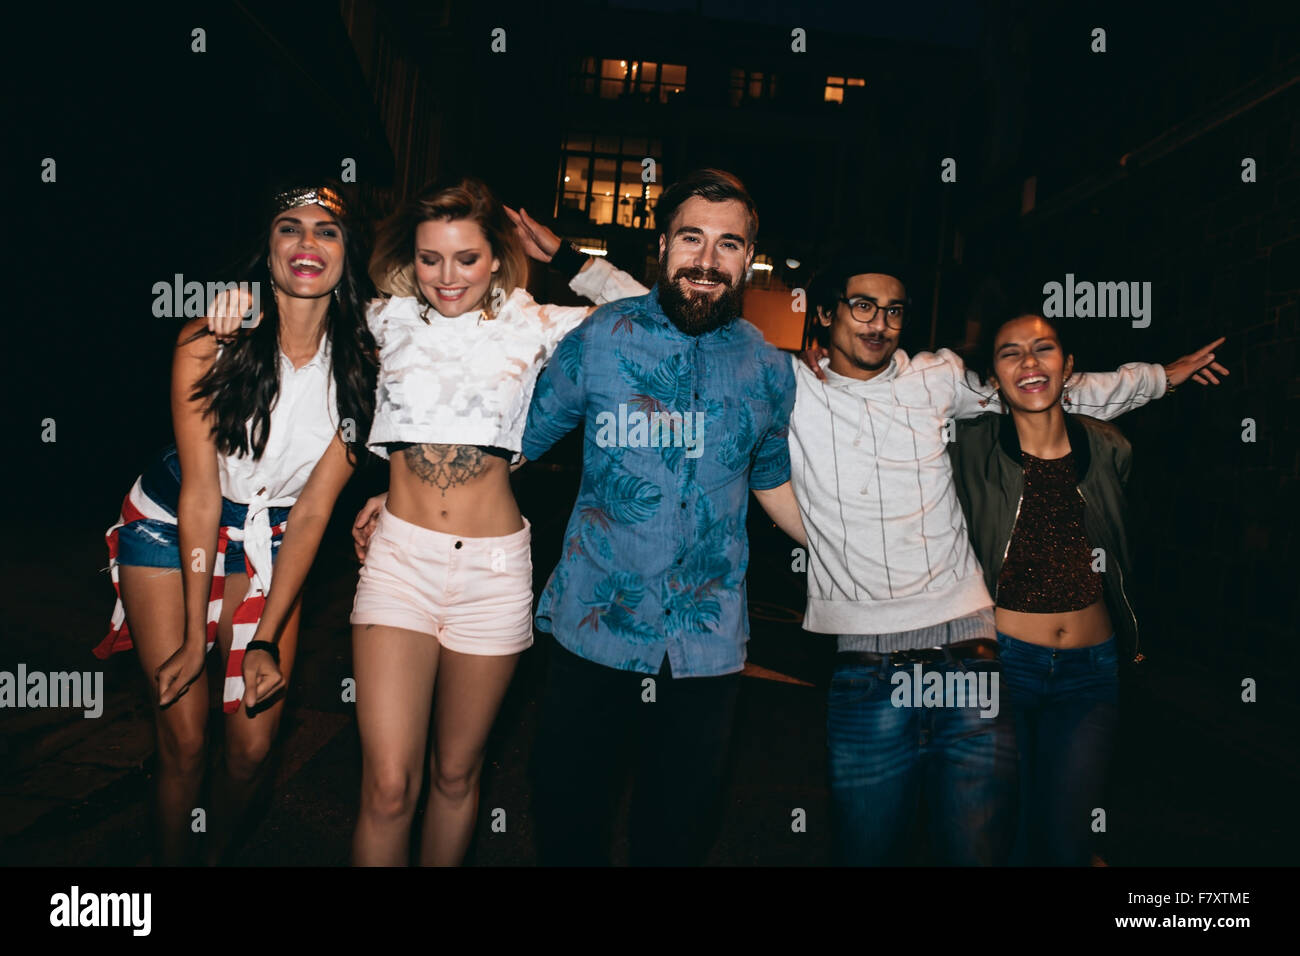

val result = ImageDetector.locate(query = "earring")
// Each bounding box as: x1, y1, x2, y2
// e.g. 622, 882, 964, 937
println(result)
333, 286, 341, 302
266, 257, 278, 295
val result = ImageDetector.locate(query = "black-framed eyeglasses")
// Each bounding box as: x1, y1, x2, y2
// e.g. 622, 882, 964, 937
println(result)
840, 296, 906, 329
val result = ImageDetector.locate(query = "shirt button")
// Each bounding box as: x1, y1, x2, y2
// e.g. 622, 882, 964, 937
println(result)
694, 392, 699, 400
679, 501, 687, 509
663, 609, 671, 616
454, 541, 463, 549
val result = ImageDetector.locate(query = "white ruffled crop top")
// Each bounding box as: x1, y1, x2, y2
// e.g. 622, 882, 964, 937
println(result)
365, 257, 648, 458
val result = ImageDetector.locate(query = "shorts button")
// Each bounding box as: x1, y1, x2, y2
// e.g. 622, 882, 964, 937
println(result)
455, 540, 463, 549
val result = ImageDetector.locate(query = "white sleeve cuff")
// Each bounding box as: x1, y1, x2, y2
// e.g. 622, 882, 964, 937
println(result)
568, 256, 616, 301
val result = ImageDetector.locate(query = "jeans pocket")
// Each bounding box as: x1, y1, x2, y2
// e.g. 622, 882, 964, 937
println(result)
828, 667, 889, 708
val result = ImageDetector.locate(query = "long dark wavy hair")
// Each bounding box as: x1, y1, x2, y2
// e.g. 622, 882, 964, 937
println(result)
186, 185, 378, 467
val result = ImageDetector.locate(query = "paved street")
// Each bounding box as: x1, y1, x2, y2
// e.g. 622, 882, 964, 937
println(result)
2, 467, 1295, 866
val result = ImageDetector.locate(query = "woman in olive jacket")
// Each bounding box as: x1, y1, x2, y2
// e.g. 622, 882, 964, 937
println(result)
949, 312, 1226, 865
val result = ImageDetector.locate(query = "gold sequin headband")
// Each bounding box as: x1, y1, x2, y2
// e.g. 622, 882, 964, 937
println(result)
272, 185, 347, 217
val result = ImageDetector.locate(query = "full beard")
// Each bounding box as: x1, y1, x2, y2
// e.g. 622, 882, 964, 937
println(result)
657, 260, 745, 336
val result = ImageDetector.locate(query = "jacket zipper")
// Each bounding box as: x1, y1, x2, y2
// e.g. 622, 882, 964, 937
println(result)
1077, 486, 1142, 663
993, 491, 1024, 604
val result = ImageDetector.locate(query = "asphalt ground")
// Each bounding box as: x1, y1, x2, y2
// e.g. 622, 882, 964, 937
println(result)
2, 463, 1296, 867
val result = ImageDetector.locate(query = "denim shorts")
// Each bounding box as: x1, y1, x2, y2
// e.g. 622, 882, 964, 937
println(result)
113, 445, 289, 577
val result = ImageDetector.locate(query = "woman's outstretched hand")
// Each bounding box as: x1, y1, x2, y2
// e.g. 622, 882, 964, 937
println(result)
505, 206, 561, 262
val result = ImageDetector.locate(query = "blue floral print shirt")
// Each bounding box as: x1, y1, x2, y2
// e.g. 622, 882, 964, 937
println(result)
521, 287, 796, 676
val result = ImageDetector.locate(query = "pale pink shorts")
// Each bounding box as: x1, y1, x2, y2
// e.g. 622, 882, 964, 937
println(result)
350, 506, 535, 655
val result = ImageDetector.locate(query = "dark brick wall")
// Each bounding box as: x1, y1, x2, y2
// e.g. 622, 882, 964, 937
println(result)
961, 80, 1299, 666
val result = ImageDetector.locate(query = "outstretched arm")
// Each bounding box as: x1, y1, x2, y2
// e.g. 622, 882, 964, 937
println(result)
507, 206, 649, 308
951, 337, 1230, 421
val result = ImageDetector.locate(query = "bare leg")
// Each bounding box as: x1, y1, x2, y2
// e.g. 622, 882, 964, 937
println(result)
351, 624, 439, 865
204, 572, 302, 864
420, 647, 520, 866
118, 564, 209, 866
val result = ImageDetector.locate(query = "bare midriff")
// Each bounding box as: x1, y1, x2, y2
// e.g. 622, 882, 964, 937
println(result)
386, 443, 524, 537
996, 599, 1113, 649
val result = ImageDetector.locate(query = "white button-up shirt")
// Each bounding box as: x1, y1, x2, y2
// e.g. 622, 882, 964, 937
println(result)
217, 335, 338, 593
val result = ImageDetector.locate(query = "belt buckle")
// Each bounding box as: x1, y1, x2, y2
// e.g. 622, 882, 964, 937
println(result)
890, 648, 924, 667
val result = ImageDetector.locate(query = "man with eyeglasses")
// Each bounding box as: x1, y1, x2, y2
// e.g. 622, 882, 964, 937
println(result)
771, 248, 1215, 865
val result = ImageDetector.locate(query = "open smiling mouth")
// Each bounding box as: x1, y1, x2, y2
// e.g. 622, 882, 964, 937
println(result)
289, 255, 325, 278
676, 269, 729, 293
1016, 374, 1049, 392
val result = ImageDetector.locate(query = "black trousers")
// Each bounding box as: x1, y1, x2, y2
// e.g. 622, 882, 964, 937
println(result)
531, 639, 742, 866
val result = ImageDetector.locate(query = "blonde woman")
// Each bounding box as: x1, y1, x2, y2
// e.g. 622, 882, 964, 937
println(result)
350, 178, 646, 864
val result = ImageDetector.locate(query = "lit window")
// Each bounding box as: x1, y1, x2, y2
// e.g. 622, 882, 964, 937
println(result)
600, 59, 628, 99
730, 68, 777, 107
824, 75, 865, 103
555, 133, 664, 227
572, 58, 687, 103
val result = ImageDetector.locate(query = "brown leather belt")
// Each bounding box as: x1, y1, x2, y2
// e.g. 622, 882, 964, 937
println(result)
835, 638, 1000, 668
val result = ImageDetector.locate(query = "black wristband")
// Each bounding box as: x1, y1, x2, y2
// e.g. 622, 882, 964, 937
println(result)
245, 640, 280, 665
549, 240, 586, 281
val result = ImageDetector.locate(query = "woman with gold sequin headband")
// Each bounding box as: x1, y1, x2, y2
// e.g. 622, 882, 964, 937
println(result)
96, 180, 378, 864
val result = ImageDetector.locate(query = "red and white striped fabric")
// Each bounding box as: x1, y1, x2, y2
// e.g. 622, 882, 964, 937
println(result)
96, 477, 287, 714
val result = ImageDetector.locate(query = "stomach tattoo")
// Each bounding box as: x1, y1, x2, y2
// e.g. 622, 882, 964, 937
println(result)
400, 443, 491, 493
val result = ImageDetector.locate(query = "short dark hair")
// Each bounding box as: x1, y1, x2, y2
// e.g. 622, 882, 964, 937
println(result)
655, 168, 759, 243
802, 246, 912, 350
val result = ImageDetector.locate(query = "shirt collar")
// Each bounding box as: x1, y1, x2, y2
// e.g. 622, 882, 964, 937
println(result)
822, 352, 900, 389
280, 333, 331, 373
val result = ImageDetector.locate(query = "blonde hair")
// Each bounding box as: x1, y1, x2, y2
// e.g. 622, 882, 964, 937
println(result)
369, 177, 527, 321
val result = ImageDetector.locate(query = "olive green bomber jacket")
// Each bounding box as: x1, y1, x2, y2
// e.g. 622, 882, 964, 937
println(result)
948, 411, 1144, 662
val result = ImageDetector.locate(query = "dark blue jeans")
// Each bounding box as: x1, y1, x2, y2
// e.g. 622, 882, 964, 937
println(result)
826, 651, 1017, 865
997, 631, 1119, 866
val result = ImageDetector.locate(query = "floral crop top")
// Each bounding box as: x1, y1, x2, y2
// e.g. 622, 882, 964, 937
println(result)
365, 257, 647, 459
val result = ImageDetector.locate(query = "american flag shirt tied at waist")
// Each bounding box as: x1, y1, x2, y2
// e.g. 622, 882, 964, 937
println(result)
97, 456, 290, 714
